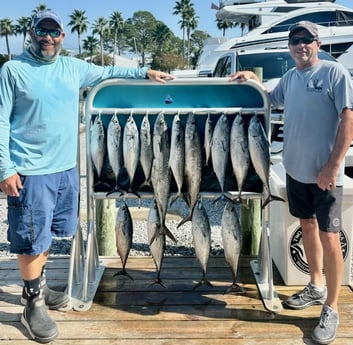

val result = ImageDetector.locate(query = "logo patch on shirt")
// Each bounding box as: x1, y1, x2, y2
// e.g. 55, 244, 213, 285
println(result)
306, 78, 323, 92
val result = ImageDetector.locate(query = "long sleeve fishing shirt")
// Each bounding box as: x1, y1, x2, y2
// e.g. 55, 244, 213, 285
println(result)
0, 49, 147, 181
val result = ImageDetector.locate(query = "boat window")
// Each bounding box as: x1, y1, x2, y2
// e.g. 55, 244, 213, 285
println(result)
213, 55, 233, 77
263, 11, 353, 34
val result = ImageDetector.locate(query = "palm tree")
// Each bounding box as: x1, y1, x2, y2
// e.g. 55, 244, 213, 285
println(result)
68, 9, 89, 56
0, 18, 15, 60
216, 19, 234, 37
173, 0, 198, 66
32, 4, 51, 16
82, 35, 99, 62
92, 17, 108, 66
15, 16, 32, 51
109, 11, 124, 64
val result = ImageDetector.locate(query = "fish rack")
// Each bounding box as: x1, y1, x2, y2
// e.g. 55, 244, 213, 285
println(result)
67, 77, 282, 313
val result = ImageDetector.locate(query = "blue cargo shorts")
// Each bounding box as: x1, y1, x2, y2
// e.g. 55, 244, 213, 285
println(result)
7, 168, 79, 255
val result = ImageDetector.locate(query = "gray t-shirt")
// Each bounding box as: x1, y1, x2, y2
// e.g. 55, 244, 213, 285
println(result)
270, 60, 353, 185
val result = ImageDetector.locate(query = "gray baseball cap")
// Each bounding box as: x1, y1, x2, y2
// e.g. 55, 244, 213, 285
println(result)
32, 10, 64, 30
288, 21, 319, 39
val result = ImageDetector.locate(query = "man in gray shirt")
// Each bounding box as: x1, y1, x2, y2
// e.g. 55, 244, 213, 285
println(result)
230, 21, 353, 344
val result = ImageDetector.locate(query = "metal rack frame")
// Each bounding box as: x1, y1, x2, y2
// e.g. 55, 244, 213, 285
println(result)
67, 78, 282, 313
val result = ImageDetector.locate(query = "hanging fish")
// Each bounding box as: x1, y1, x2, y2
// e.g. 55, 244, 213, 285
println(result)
107, 113, 123, 194
192, 199, 212, 290
150, 112, 176, 243
169, 113, 185, 206
147, 200, 166, 288
248, 114, 284, 208
90, 113, 107, 189
177, 112, 202, 228
204, 112, 213, 167
230, 114, 250, 202
221, 201, 246, 294
114, 202, 133, 280
123, 113, 140, 197
211, 113, 231, 202
139, 112, 153, 190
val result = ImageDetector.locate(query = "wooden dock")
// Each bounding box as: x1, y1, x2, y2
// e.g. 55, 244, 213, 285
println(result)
1, 255, 353, 344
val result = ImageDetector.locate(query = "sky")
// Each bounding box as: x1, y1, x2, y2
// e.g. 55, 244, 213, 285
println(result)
0, 0, 352, 55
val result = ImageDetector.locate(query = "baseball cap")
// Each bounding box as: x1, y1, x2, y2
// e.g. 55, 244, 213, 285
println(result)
288, 21, 319, 39
32, 10, 64, 31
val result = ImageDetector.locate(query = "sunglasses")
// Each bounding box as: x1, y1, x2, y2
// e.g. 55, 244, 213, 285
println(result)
34, 27, 62, 38
289, 36, 316, 46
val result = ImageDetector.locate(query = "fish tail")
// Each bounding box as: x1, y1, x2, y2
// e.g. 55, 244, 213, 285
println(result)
169, 191, 187, 207
113, 268, 134, 281
225, 283, 246, 295
193, 277, 213, 290
161, 224, 177, 243
262, 194, 285, 209
177, 213, 192, 228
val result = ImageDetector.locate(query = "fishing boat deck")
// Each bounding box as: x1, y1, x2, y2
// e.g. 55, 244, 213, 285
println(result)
1, 255, 353, 344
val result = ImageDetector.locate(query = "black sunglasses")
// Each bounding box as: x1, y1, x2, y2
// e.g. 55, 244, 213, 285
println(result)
34, 27, 62, 38
289, 36, 316, 46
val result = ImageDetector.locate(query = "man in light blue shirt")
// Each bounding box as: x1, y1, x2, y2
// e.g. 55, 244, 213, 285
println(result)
0, 10, 173, 343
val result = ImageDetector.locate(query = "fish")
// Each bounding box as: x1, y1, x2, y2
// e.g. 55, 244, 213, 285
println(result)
169, 113, 185, 206
191, 200, 213, 289
123, 113, 140, 197
114, 202, 133, 280
147, 201, 166, 288
204, 112, 213, 167
150, 112, 177, 243
90, 113, 108, 188
221, 201, 246, 294
139, 113, 153, 190
107, 113, 123, 194
177, 112, 202, 228
230, 114, 250, 202
248, 114, 284, 208
211, 113, 231, 202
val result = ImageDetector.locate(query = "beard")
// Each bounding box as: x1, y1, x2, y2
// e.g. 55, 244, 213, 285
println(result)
31, 38, 62, 62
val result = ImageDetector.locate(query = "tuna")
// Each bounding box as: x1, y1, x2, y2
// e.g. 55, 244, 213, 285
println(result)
221, 201, 245, 294
230, 114, 250, 202
151, 112, 177, 243
192, 200, 212, 289
177, 112, 202, 228
114, 202, 133, 280
211, 113, 231, 202
123, 113, 140, 197
90, 113, 107, 188
107, 113, 123, 194
248, 114, 284, 208
147, 200, 166, 288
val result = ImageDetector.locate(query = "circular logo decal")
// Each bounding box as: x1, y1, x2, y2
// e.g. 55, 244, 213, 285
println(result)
289, 227, 349, 275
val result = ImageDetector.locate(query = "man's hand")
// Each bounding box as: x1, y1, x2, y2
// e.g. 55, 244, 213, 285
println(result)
0, 173, 23, 197
146, 69, 175, 83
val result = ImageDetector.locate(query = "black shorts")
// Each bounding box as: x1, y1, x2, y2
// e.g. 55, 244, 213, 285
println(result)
286, 174, 342, 233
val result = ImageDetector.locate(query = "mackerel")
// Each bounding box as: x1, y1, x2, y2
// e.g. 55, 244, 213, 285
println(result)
139, 113, 153, 190
169, 113, 185, 206
177, 112, 202, 228
151, 112, 176, 243
204, 112, 213, 167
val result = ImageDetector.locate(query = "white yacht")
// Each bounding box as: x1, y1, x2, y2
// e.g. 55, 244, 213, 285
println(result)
197, 0, 353, 72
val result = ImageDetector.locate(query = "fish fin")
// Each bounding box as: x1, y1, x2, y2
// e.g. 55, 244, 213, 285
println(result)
262, 194, 285, 209
213, 192, 233, 205
193, 278, 213, 290
169, 191, 187, 207
163, 225, 177, 244
177, 213, 192, 228
113, 269, 134, 281
150, 278, 167, 289
149, 226, 162, 246
225, 283, 246, 295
